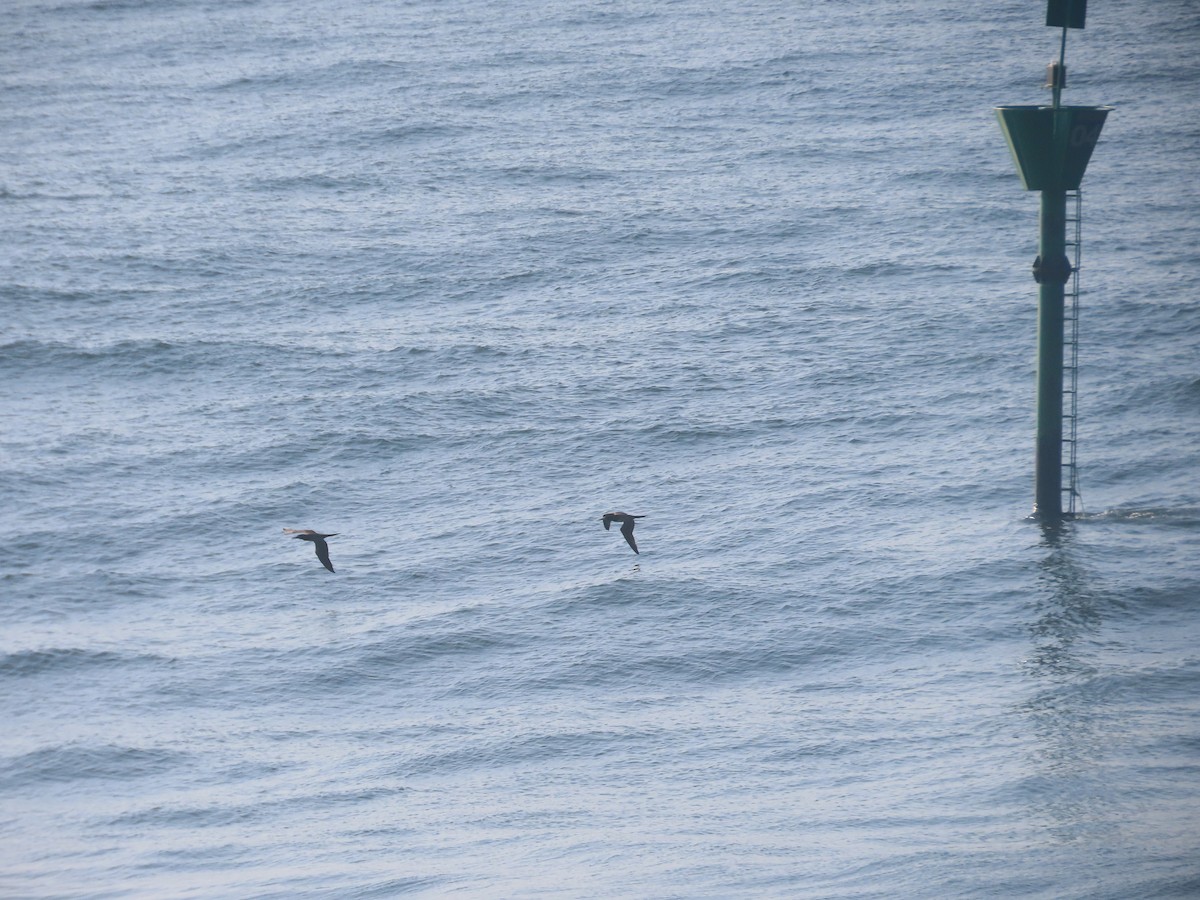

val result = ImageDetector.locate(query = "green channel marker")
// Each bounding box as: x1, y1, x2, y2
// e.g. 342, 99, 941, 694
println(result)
994, 0, 1110, 520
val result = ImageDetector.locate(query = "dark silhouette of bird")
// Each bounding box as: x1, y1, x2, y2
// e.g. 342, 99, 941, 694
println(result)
601, 512, 644, 554
283, 528, 337, 572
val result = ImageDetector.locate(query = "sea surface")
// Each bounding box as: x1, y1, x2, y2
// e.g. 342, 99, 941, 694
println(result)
2, 0, 1199, 897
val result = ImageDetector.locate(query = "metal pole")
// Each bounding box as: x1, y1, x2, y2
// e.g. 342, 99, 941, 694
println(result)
997, 0, 1106, 520
1052, 23, 1067, 110
1035, 186, 1069, 518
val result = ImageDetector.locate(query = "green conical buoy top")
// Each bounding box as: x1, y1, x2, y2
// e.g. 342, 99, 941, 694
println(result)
995, 105, 1110, 191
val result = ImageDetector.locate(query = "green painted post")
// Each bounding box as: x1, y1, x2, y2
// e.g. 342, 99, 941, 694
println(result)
995, 0, 1109, 520
1035, 186, 1069, 517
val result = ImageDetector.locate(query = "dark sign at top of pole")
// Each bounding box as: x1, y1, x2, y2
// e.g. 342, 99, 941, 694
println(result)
1046, 0, 1087, 29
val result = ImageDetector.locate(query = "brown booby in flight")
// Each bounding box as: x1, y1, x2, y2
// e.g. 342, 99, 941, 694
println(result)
283, 528, 337, 572
601, 512, 644, 554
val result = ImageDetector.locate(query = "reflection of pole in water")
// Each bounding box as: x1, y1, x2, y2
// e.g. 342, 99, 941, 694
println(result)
1028, 539, 1101, 672
1018, 529, 1111, 839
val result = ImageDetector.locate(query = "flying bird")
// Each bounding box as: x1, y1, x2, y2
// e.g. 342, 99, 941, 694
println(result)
283, 528, 337, 572
601, 512, 644, 554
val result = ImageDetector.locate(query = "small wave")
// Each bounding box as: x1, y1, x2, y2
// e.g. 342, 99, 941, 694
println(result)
0, 337, 170, 374
0, 743, 185, 789
1, 285, 102, 305
109, 783, 407, 828
0, 647, 162, 678
354, 625, 521, 676
86, 0, 152, 8
1081, 506, 1200, 528
485, 163, 619, 187
843, 260, 939, 278
181, 621, 529, 704
248, 172, 378, 193
401, 726, 659, 777
385, 339, 529, 360
0, 186, 109, 201
210, 72, 294, 92
372, 122, 471, 144
1098, 370, 1200, 419
0, 337, 294, 377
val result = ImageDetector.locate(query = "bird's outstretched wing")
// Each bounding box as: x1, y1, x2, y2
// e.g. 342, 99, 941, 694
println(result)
620, 519, 639, 554
312, 538, 335, 572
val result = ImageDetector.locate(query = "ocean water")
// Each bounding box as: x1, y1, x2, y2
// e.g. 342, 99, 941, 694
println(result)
2, 0, 1199, 896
